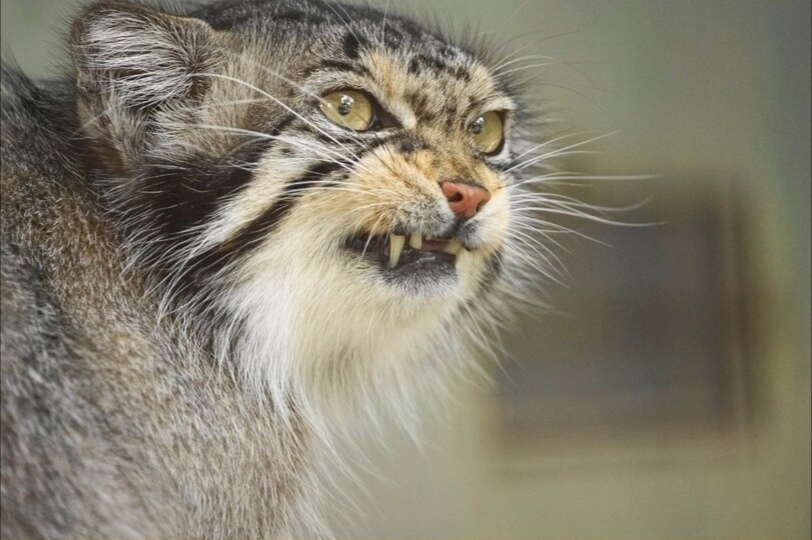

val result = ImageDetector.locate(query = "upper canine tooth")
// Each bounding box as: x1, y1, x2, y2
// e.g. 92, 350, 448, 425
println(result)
409, 233, 423, 250
389, 234, 405, 268
442, 239, 462, 255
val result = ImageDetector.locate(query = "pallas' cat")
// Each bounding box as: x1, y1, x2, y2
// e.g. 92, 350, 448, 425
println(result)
1, 0, 556, 536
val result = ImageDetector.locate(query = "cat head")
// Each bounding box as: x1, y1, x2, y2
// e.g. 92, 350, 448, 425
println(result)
72, 0, 540, 411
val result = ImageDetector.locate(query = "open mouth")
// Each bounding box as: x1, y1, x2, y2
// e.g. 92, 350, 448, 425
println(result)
344, 232, 464, 284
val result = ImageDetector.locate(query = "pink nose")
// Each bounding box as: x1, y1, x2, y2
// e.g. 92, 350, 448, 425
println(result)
441, 181, 492, 220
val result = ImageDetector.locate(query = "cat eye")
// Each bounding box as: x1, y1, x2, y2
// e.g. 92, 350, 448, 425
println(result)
470, 111, 505, 155
320, 90, 375, 131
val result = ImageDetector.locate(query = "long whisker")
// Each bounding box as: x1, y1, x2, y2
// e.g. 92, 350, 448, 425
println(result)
503, 132, 619, 174
508, 211, 612, 246
527, 206, 661, 227
224, 51, 408, 182
361, 214, 385, 258
190, 72, 363, 161
508, 130, 603, 166
505, 227, 570, 281
164, 122, 376, 178
509, 173, 656, 188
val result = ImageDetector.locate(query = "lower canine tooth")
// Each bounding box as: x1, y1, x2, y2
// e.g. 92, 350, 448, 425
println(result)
389, 234, 405, 267
442, 239, 462, 255
409, 234, 422, 250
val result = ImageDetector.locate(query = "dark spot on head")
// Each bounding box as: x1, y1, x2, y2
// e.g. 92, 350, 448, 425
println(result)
415, 54, 448, 74
405, 91, 429, 115
453, 67, 472, 82
407, 54, 471, 83
444, 106, 459, 130
397, 135, 430, 154
343, 33, 369, 60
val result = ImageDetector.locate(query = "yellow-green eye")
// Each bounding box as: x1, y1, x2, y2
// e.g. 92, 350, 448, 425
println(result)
320, 90, 375, 131
470, 111, 504, 155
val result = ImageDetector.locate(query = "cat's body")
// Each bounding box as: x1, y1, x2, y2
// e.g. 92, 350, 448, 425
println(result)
1, 0, 538, 537
1, 70, 307, 538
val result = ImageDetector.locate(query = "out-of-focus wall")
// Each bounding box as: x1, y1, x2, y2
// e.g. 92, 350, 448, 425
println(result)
2, 0, 809, 538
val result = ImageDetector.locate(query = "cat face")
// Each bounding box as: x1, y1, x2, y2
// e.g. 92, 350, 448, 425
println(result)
73, 0, 531, 392
229, 21, 515, 302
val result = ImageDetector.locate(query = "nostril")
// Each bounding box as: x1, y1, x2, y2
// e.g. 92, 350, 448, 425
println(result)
440, 181, 491, 220
441, 182, 462, 203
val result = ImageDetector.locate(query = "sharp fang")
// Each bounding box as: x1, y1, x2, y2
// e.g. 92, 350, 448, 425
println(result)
389, 234, 405, 268
442, 239, 462, 255
409, 233, 422, 250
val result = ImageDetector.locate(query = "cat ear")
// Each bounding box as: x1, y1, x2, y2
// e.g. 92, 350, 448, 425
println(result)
71, 1, 220, 170
72, 1, 218, 107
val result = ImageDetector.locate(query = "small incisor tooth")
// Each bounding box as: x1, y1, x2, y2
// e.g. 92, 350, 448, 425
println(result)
389, 234, 405, 268
409, 233, 422, 250
442, 239, 462, 255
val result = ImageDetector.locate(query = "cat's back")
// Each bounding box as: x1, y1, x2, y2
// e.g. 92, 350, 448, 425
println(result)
0, 65, 135, 365
0, 67, 173, 538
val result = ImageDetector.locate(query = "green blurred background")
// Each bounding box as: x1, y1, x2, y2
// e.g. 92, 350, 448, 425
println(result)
2, 0, 809, 538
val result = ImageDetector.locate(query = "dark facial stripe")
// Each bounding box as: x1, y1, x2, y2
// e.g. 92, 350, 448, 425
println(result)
192, 160, 346, 273
138, 116, 295, 238
306, 129, 404, 156
140, 141, 272, 238
303, 60, 371, 77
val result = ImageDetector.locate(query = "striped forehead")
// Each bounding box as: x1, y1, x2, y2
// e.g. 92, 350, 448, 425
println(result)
324, 33, 505, 128
388, 55, 499, 125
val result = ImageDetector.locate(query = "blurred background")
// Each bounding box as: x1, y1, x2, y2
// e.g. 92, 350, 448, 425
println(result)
2, 0, 809, 538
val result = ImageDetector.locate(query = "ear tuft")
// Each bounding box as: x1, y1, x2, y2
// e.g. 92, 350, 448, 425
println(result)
71, 1, 218, 108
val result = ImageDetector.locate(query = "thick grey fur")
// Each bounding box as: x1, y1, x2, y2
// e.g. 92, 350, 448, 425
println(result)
1, 0, 525, 537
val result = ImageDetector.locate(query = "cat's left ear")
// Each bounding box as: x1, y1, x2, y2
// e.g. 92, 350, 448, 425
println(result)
70, 1, 221, 172
71, 1, 218, 108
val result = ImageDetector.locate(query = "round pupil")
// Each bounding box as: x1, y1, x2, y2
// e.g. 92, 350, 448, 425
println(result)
337, 95, 354, 116
471, 117, 484, 134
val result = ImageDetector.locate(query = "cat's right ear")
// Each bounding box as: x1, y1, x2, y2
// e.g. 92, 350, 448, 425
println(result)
71, 1, 221, 171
